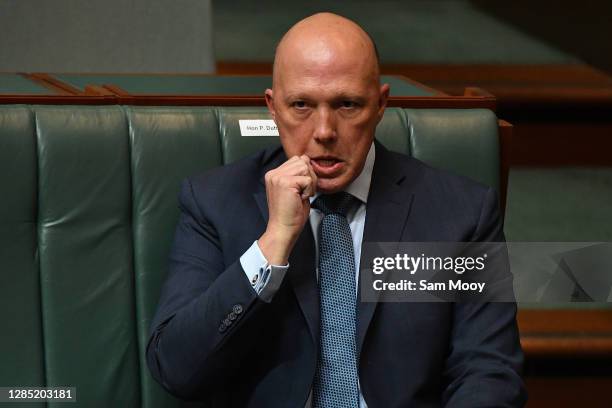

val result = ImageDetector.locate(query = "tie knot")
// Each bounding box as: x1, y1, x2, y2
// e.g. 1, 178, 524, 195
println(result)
312, 192, 358, 217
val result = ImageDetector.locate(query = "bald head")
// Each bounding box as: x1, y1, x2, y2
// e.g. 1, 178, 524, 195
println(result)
272, 13, 380, 88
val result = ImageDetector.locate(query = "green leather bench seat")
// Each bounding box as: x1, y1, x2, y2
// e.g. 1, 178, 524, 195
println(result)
50, 74, 435, 96
0, 105, 498, 407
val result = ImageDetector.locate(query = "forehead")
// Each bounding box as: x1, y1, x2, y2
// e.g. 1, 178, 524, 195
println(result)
275, 44, 378, 97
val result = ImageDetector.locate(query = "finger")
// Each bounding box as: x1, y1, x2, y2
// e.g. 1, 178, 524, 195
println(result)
274, 156, 302, 173
304, 161, 317, 198
300, 172, 317, 198
299, 155, 316, 191
279, 157, 311, 176
284, 154, 310, 170
301, 184, 314, 200
287, 175, 314, 196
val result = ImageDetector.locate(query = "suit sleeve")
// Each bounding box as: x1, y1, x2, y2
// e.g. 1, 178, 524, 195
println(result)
442, 187, 527, 408
146, 179, 271, 400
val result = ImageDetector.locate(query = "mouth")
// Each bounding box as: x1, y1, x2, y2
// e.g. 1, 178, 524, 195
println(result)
311, 156, 344, 176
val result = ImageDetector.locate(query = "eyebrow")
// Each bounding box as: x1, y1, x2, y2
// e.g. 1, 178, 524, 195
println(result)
283, 92, 365, 102
283, 93, 309, 101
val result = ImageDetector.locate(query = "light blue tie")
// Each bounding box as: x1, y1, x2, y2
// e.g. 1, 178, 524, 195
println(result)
312, 192, 360, 408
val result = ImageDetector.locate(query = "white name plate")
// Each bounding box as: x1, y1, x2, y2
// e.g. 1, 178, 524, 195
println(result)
239, 119, 279, 136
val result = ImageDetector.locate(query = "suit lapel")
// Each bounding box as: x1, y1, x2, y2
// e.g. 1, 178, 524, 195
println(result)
288, 227, 319, 346
253, 148, 320, 347
357, 143, 415, 355
253, 147, 285, 225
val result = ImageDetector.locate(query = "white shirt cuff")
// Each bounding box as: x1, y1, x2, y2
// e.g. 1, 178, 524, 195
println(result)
240, 240, 289, 303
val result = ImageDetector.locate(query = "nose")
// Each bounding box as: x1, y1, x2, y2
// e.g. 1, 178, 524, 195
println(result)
313, 106, 336, 143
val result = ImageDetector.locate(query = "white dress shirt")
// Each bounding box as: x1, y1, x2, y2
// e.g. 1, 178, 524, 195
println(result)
240, 143, 375, 407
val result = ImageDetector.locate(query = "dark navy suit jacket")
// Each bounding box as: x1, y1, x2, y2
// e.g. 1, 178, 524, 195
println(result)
147, 142, 526, 407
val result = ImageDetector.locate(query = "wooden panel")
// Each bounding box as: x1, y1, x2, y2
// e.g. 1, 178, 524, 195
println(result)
0, 95, 117, 105
518, 310, 612, 357
0, 73, 72, 96
216, 62, 272, 75
518, 310, 612, 334
218, 62, 612, 83
521, 336, 612, 357
1, 73, 497, 109
44, 73, 437, 97
217, 62, 612, 111
379, 64, 612, 85
509, 122, 612, 167
28, 73, 83, 95
380, 63, 612, 112
525, 378, 612, 408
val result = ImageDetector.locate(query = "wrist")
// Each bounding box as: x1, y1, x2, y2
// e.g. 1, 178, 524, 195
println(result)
258, 227, 296, 265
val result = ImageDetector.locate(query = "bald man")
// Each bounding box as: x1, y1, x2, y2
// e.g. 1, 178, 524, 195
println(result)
147, 13, 526, 407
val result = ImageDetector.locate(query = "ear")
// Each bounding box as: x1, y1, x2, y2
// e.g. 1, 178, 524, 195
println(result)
377, 83, 390, 121
265, 88, 276, 120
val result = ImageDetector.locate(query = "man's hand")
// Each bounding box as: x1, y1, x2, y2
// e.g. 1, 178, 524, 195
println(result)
258, 155, 317, 265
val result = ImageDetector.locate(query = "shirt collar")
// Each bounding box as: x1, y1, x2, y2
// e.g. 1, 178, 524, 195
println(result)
309, 142, 375, 204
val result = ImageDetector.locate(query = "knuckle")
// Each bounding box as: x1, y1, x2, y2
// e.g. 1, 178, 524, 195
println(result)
278, 177, 289, 187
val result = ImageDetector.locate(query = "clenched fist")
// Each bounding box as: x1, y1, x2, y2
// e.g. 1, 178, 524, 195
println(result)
258, 155, 317, 265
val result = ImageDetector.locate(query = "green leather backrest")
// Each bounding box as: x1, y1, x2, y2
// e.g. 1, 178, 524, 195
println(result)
127, 107, 221, 408
406, 108, 499, 190
36, 106, 139, 407
0, 107, 45, 408
0, 105, 499, 407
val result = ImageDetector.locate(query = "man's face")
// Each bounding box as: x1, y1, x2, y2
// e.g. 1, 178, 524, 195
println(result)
266, 45, 389, 193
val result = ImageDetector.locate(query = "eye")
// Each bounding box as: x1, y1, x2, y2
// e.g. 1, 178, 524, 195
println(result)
292, 100, 307, 109
341, 100, 357, 109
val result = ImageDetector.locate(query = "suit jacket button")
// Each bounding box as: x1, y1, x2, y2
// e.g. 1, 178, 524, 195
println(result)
233, 304, 243, 314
